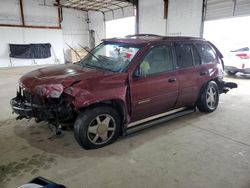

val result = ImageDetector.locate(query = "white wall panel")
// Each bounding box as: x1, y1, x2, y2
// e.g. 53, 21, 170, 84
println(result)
61, 8, 90, 62
167, 0, 203, 37
0, 0, 22, 25
139, 0, 166, 35
0, 1, 92, 67
0, 27, 64, 67
61, 8, 89, 48
89, 11, 105, 46
23, 0, 59, 26
139, 0, 203, 37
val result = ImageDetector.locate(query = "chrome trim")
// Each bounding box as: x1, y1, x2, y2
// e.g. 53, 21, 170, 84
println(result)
127, 107, 187, 128
138, 99, 151, 104
11, 99, 44, 109
23, 102, 45, 108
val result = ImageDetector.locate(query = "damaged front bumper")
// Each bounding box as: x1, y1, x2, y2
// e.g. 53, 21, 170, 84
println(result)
10, 96, 45, 120
10, 90, 75, 124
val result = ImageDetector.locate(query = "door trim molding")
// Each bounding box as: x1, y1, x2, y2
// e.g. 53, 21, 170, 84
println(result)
127, 107, 187, 128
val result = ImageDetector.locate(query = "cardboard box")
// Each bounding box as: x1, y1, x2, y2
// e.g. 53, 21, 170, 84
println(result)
68, 49, 88, 63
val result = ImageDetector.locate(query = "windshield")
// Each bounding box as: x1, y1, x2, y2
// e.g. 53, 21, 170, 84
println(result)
80, 43, 140, 72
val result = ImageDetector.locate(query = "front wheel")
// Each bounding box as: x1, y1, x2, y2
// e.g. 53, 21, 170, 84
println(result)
197, 81, 219, 113
74, 106, 121, 149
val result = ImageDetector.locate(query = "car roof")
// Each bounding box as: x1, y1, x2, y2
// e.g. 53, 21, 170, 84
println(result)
103, 34, 206, 47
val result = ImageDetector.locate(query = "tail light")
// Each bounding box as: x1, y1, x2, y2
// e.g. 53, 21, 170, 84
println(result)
236, 53, 249, 59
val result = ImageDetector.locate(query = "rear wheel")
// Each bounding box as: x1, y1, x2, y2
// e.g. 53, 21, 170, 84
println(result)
74, 106, 121, 149
197, 81, 219, 112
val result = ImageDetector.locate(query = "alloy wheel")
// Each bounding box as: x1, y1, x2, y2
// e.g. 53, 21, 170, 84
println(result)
87, 114, 116, 145
206, 87, 217, 110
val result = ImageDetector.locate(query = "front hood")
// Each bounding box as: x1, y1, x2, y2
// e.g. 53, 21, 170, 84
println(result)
20, 64, 128, 97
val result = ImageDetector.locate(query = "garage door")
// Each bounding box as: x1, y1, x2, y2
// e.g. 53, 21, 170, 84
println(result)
60, 0, 135, 21
205, 0, 250, 20
104, 6, 135, 21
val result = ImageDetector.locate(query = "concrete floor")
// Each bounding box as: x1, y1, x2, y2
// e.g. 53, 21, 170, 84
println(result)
0, 65, 250, 188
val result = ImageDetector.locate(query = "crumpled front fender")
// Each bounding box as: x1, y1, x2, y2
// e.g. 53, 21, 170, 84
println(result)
64, 85, 127, 110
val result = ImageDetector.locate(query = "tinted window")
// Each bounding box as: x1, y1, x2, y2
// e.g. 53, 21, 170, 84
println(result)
139, 45, 173, 76
192, 45, 201, 66
195, 43, 216, 64
174, 44, 193, 68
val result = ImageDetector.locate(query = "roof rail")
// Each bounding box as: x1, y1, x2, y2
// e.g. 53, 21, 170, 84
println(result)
126, 34, 163, 38
162, 36, 204, 41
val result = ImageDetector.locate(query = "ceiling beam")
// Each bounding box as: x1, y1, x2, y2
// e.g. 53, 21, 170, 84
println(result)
60, 0, 135, 13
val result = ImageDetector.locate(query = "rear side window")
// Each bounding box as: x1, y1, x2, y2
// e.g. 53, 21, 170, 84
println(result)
195, 43, 216, 64
174, 43, 194, 68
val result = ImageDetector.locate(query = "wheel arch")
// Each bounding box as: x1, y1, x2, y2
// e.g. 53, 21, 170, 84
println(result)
77, 98, 127, 126
197, 78, 220, 103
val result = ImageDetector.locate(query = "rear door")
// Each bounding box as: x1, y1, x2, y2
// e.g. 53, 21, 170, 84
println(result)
129, 44, 179, 122
174, 43, 202, 107
194, 42, 223, 85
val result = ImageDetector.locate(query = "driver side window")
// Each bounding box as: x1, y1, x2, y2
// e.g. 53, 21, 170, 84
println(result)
138, 45, 174, 76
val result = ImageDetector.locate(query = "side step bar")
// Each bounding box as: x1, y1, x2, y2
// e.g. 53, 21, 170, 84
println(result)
125, 108, 195, 135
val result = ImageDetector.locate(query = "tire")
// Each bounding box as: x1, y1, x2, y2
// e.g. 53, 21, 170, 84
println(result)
74, 106, 121, 149
226, 71, 237, 76
197, 81, 219, 113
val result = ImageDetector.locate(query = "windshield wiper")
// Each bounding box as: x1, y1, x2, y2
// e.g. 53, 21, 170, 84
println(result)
65, 43, 81, 59
78, 44, 101, 62
77, 44, 107, 70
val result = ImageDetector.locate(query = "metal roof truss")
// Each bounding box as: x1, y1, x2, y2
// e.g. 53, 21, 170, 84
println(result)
60, 0, 135, 13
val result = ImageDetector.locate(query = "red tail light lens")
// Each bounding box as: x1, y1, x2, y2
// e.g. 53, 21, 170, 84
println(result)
236, 53, 249, 59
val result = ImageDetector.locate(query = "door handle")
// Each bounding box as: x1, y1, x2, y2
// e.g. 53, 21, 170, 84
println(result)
200, 71, 207, 76
168, 77, 176, 83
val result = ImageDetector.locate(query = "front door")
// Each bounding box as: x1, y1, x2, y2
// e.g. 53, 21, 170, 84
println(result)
129, 45, 179, 122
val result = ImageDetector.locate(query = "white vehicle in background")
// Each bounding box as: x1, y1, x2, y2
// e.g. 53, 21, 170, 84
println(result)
224, 46, 250, 75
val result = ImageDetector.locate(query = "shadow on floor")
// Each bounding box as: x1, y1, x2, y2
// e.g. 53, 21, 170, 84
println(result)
225, 73, 250, 80
12, 111, 207, 159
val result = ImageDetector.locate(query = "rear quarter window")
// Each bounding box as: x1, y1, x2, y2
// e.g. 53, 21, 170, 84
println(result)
195, 43, 216, 64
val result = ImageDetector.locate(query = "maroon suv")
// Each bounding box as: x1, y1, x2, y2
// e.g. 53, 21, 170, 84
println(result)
11, 34, 237, 149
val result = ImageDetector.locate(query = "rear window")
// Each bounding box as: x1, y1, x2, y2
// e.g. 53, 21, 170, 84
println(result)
195, 43, 216, 64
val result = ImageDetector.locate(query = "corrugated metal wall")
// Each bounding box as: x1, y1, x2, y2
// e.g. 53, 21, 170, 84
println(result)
205, 0, 250, 20
104, 6, 135, 21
